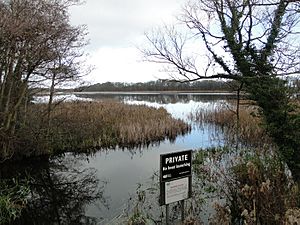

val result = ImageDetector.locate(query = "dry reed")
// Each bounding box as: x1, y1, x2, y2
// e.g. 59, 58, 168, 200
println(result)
17, 101, 190, 156
190, 102, 271, 147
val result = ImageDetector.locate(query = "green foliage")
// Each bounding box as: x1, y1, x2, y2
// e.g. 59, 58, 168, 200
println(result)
245, 77, 300, 181
0, 178, 30, 224
127, 212, 147, 225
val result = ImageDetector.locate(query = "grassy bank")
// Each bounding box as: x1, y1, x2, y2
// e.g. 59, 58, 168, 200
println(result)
11, 101, 190, 158
188, 100, 300, 224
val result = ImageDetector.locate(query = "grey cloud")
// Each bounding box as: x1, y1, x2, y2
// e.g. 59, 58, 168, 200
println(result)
70, 0, 185, 49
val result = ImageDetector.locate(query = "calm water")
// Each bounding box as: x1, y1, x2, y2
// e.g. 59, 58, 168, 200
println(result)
5, 93, 234, 225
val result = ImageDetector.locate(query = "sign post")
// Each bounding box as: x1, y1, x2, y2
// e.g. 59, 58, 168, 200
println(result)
160, 150, 192, 223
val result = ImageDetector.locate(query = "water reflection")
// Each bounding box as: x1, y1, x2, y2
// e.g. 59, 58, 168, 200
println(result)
76, 92, 235, 104
0, 155, 108, 225
3, 93, 231, 224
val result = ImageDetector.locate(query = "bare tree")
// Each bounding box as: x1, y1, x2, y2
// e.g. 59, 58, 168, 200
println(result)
143, 0, 300, 180
0, 0, 88, 159
145, 0, 300, 81
43, 22, 90, 128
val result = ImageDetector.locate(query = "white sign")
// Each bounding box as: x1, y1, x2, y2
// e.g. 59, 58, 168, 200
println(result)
165, 177, 189, 205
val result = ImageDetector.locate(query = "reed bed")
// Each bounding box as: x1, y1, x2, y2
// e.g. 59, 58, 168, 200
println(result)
190, 102, 271, 147
17, 101, 190, 156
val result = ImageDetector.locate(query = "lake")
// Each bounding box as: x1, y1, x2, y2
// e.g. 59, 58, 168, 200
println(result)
5, 92, 235, 225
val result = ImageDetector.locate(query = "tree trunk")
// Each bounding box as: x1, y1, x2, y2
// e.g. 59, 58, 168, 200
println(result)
47, 72, 57, 129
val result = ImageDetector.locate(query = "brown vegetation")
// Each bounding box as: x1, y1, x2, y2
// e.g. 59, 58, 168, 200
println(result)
190, 102, 271, 148
0, 0, 88, 159
188, 98, 300, 224
193, 147, 299, 225
11, 101, 190, 158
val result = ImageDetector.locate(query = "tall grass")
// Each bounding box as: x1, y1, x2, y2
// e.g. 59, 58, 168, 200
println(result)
13, 101, 190, 157
189, 101, 299, 224
190, 102, 271, 147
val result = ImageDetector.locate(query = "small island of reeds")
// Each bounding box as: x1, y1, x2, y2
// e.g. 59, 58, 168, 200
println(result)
10, 101, 190, 159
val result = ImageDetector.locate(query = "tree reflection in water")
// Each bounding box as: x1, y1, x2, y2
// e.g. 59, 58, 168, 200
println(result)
76, 93, 234, 105
1, 154, 108, 225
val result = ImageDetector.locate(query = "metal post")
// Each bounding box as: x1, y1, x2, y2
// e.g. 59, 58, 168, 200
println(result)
181, 200, 185, 223
166, 204, 169, 225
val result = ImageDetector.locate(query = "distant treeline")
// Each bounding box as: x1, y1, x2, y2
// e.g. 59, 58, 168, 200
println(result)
75, 80, 233, 92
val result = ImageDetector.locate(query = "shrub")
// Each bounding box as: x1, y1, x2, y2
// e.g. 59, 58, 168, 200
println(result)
193, 147, 299, 225
0, 179, 30, 225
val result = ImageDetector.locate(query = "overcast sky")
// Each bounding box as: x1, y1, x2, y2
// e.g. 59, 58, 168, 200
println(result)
69, 0, 186, 84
